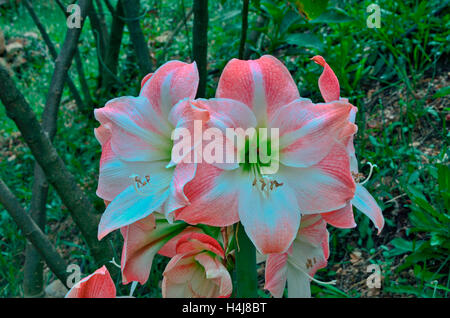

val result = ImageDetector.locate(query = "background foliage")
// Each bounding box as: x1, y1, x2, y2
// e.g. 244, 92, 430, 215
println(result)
0, 0, 448, 297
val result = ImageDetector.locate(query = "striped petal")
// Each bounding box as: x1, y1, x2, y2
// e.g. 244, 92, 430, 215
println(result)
174, 164, 240, 227
311, 55, 340, 103
279, 142, 355, 214
158, 226, 204, 258
286, 216, 329, 298
94, 96, 172, 162
140, 61, 199, 119
195, 252, 232, 297
65, 266, 116, 298
175, 232, 225, 258
96, 140, 159, 201
265, 253, 288, 298
97, 162, 173, 240
271, 98, 355, 167
238, 175, 301, 254
322, 203, 357, 229
120, 215, 187, 285
217, 55, 300, 126
352, 184, 384, 234
168, 98, 257, 170
162, 233, 229, 298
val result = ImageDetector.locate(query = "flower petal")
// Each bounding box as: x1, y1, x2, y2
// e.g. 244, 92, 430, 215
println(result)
65, 266, 116, 298
322, 203, 357, 229
352, 184, 384, 234
140, 61, 199, 119
279, 142, 355, 214
175, 232, 225, 258
162, 255, 199, 297
98, 163, 173, 239
120, 215, 187, 284
217, 55, 300, 126
271, 98, 355, 167
195, 253, 232, 297
265, 253, 288, 298
96, 140, 160, 201
168, 98, 257, 170
94, 96, 172, 162
158, 226, 203, 258
162, 162, 197, 221
162, 234, 229, 298
174, 163, 240, 226
311, 55, 340, 103
238, 176, 301, 254
286, 217, 329, 298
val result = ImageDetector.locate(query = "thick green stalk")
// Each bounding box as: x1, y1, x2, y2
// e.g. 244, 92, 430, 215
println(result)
235, 223, 258, 297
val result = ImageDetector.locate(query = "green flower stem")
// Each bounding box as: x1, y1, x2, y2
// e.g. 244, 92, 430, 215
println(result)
234, 222, 258, 298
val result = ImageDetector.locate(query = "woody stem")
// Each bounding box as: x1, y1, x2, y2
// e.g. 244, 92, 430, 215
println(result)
234, 222, 258, 297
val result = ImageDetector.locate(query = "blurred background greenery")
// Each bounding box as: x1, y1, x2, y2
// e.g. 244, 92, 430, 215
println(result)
0, 0, 448, 297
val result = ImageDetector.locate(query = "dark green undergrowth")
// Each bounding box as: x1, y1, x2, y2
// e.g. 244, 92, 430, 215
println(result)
0, 0, 448, 297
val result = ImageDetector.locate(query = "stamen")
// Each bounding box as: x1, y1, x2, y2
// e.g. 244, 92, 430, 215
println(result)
289, 258, 337, 286
130, 174, 152, 196
109, 257, 121, 269
359, 162, 377, 185
260, 178, 267, 191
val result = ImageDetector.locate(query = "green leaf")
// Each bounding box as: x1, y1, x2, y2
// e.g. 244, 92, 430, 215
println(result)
310, 8, 354, 23
285, 32, 324, 51
293, 0, 329, 20
433, 86, 450, 98
211, 9, 241, 22
279, 10, 304, 35
437, 164, 450, 211
260, 0, 284, 22
390, 237, 413, 252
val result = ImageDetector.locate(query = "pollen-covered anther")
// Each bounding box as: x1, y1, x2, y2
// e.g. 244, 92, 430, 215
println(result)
130, 174, 152, 195
252, 177, 284, 192
351, 172, 364, 183
260, 178, 267, 191
134, 175, 151, 188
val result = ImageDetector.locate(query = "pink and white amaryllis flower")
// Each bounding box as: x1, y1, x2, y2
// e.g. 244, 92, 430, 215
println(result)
175, 55, 356, 255
120, 212, 203, 285
65, 265, 116, 298
162, 232, 232, 298
264, 214, 330, 298
311, 56, 384, 233
94, 61, 200, 240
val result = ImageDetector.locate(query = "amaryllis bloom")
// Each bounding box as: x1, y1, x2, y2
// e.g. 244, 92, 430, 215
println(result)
94, 61, 200, 239
175, 55, 356, 254
264, 214, 330, 298
162, 232, 232, 298
65, 266, 116, 298
120, 212, 202, 285
311, 56, 384, 233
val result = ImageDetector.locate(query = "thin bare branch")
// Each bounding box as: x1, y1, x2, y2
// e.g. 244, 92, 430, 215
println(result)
0, 179, 69, 288
162, 7, 193, 57
101, 0, 125, 97
0, 65, 115, 270
23, 0, 86, 113
122, 0, 153, 76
